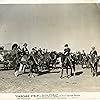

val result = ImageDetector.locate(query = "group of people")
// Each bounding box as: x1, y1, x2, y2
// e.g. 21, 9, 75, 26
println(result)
11, 42, 98, 61
64, 44, 97, 59
62, 43, 98, 66
10, 43, 59, 77
0, 42, 99, 78
60, 44, 99, 78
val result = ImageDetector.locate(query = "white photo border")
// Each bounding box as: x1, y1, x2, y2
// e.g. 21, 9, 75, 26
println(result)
0, 0, 100, 100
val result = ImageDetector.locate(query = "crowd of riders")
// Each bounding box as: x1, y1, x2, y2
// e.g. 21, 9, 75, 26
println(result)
60, 44, 98, 78
0, 42, 99, 77
63, 43, 97, 64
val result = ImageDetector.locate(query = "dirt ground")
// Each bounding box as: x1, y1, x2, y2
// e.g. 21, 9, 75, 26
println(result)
0, 64, 100, 93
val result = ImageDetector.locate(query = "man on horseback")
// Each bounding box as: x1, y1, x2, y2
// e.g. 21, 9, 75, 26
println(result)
89, 46, 98, 76
63, 44, 72, 64
81, 50, 87, 68
64, 44, 71, 56
27, 48, 40, 77
18, 43, 29, 74
14, 43, 29, 77
11, 43, 21, 76
90, 46, 97, 58
22, 43, 29, 56
89, 46, 98, 65
60, 44, 75, 79
82, 50, 86, 57
63, 44, 71, 64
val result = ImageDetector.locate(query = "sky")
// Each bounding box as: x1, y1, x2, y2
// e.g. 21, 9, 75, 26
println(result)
0, 4, 100, 53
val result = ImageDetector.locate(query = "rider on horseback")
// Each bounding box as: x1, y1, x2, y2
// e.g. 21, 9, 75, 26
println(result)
22, 43, 29, 56
63, 44, 72, 64
11, 43, 22, 76
82, 50, 86, 57
60, 44, 75, 78
15, 43, 29, 76
81, 50, 87, 66
90, 46, 97, 63
89, 46, 98, 76
64, 44, 71, 56
90, 46, 97, 57
19, 43, 29, 71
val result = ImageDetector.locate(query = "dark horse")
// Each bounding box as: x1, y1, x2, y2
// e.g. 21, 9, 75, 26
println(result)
50, 51, 59, 68
27, 51, 51, 77
11, 43, 23, 76
60, 53, 76, 78
88, 55, 100, 77
27, 53, 39, 77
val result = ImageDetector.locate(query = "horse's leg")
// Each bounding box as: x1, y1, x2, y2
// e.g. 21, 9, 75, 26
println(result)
86, 61, 89, 68
96, 65, 98, 76
81, 60, 83, 69
60, 67, 64, 78
51, 62, 53, 68
28, 65, 35, 77
19, 63, 23, 72
66, 67, 68, 77
28, 65, 31, 77
52, 62, 56, 70
48, 64, 51, 72
81, 61, 85, 69
51, 63, 54, 70
36, 65, 39, 73
94, 63, 98, 76
14, 65, 18, 72
22, 64, 26, 73
81, 64, 83, 69
89, 62, 93, 73
70, 65, 73, 76
14, 64, 19, 77
4, 63, 6, 69
14, 62, 17, 72
72, 64, 75, 76
36, 65, 40, 76
90, 63, 93, 75
92, 64, 95, 77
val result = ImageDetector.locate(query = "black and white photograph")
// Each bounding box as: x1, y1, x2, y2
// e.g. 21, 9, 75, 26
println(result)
0, 3, 100, 97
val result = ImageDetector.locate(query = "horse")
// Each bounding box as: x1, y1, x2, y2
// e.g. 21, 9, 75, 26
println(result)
11, 44, 21, 71
3, 51, 14, 69
10, 44, 25, 76
80, 54, 88, 69
87, 54, 100, 77
60, 53, 76, 79
25, 50, 51, 77
27, 53, 40, 77
50, 51, 59, 69
37, 51, 51, 72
